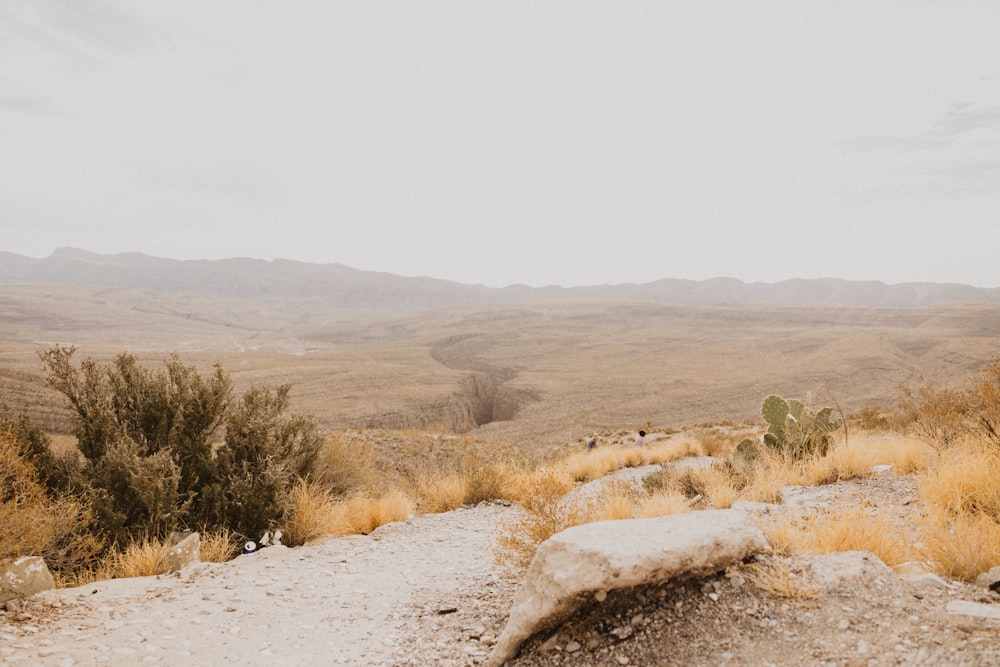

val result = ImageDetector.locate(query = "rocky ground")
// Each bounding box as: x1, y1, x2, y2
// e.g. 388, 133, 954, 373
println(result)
2, 463, 1000, 667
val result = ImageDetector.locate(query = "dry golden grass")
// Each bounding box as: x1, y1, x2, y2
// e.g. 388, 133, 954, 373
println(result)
335, 491, 415, 536
0, 428, 101, 577
691, 426, 747, 457
95, 538, 168, 580
635, 490, 691, 518
589, 482, 640, 522
281, 480, 342, 546
417, 472, 470, 514
762, 504, 912, 567
504, 467, 575, 507
199, 529, 240, 562
919, 439, 1000, 520
744, 558, 820, 600
920, 510, 1000, 582
915, 437, 1000, 581
494, 500, 591, 574
314, 431, 385, 496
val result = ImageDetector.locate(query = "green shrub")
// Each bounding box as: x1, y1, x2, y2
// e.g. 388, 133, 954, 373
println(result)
38, 346, 323, 543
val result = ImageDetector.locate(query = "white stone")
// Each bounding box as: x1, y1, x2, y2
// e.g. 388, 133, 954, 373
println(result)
486, 509, 768, 666
947, 600, 1000, 620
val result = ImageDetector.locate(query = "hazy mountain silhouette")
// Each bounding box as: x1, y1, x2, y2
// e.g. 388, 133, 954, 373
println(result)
1, 248, 998, 313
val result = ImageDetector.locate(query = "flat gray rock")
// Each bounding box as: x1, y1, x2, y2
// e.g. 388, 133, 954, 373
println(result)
487, 508, 768, 666
946, 600, 1000, 620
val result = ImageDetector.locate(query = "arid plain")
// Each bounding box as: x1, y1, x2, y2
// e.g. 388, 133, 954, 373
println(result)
3, 274, 1000, 453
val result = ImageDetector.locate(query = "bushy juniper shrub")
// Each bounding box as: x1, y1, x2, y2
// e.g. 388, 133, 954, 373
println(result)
38, 346, 322, 544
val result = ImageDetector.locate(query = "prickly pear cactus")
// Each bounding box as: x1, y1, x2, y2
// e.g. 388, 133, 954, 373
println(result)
761, 395, 789, 425
750, 394, 842, 460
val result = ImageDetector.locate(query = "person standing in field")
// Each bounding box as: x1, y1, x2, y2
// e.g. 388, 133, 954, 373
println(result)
634, 430, 646, 447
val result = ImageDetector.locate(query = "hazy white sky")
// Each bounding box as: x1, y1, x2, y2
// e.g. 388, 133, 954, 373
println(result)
2, 2, 999, 288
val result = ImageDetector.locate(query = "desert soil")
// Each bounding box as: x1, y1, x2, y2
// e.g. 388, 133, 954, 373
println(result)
2, 463, 1000, 667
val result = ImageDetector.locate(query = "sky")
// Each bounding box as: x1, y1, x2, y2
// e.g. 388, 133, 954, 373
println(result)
2, 2, 999, 288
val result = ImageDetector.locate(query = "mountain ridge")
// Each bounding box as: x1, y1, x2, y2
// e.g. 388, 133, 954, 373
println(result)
1, 248, 998, 312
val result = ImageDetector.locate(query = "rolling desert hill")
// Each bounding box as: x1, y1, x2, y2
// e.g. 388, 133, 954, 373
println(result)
2, 249, 1000, 451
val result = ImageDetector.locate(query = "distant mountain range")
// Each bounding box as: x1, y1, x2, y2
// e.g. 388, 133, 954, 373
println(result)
2, 248, 998, 312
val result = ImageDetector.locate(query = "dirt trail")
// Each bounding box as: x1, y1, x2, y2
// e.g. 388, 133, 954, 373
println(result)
1, 505, 517, 667
3, 466, 1000, 667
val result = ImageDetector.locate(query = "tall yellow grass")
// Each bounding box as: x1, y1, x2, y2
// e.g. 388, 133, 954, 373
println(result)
920, 440, 1000, 520
921, 510, 1000, 582
417, 472, 470, 513
95, 538, 167, 580
917, 438, 1000, 581
763, 504, 912, 567
336, 491, 415, 536
281, 480, 341, 546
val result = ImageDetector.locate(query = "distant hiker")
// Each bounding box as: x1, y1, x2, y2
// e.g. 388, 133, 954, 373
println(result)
634, 430, 646, 447
587, 436, 597, 451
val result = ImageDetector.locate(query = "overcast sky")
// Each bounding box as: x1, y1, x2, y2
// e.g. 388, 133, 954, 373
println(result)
2, 2, 999, 288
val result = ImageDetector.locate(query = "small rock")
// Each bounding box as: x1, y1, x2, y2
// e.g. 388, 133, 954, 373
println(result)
947, 600, 1000, 620
905, 573, 950, 589
610, 625, 634, 640
594, 590, 608, 602
871, 464, 894, 475
0, 557, 56, 604
616, 656, 630, 665
565, 641, 581, 653
838, 619, 850, 630
974, 566, 1000, 591
709, 593, 719, 602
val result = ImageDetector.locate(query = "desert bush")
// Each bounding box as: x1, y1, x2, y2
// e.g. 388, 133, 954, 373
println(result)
850, 405, 891, 432
692, 426, 743, 457
0, 425, 102, 579
589, 481, 640, 521
494, 498, 590, 574
38, 346, 323, 543
314, 431, 381, 496
895, 361, 1000, 448
896, 377, 971, 447
0, 403, 60, 490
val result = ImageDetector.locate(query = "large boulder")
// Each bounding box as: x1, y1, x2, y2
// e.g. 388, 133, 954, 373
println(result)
1, 557, 56, 604
487, 508, 768, 666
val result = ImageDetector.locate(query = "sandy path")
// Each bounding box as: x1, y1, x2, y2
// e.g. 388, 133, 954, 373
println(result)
1, 504, 517, 667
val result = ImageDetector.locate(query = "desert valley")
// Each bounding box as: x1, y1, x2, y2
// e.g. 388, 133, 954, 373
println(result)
2, 249, 1000, 666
